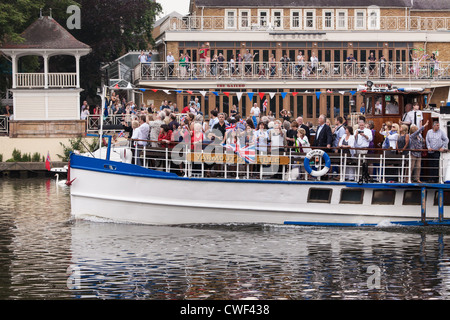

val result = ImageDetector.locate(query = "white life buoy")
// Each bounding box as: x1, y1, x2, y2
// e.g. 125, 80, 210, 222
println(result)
304, 149, 331, 177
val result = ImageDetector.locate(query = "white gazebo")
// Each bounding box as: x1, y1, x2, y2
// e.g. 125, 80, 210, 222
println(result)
1, 16, 91, 122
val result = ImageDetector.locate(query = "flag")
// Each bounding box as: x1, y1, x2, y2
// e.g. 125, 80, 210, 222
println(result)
263, 99, 268, 112
226, 123, 236, 131
45, 152, 51, 171
222, 142, 255, 163
236, 142, 256, 164
118, 130, 125, 138
223, 143, 236, 152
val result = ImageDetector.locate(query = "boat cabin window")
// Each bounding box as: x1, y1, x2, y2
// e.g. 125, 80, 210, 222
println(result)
384, 95, 399, 115
308, 188, 332, 203
433, 191, 450, 206
371, 189, 396, 205
365, 94, 400, 116
339, 188, 364, 204
403, 190, 422, 205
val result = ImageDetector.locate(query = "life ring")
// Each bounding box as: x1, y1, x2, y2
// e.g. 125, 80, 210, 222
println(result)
304, 149, 331, 177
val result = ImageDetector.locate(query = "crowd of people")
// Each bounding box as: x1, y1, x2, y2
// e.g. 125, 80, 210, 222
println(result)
105, 96, 449, 183
136, 43, 442, 79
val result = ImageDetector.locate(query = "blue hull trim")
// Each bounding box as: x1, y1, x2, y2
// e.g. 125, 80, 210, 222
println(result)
69, 154, 450, 190
284, 220, 450, 227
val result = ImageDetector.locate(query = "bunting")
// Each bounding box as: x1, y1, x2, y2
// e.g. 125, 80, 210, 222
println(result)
127, 88, 370, 99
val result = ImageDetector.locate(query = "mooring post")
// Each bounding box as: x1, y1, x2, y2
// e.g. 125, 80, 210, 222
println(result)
421, 187, 427, 225
438, 188, 444, 223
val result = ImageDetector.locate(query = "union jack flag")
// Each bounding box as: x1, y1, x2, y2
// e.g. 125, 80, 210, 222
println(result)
237, 143, 256, 164
118, 130, 125, 138
223, 142, 256, 163
263, 99, 268, 112
226, 123, 236, 131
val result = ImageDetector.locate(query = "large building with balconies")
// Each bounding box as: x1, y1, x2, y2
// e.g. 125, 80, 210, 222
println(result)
136, 0, 450, 123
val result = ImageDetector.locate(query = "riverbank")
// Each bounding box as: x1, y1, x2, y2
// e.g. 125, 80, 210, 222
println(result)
0, 161, 67, 178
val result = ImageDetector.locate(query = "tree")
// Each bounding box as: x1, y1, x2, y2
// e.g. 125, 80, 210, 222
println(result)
69, 0, 162, 102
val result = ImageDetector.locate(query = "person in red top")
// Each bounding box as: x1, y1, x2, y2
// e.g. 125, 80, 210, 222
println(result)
181, 105, 190, 113
158, 124, 173, 148
199, 42, 210, 62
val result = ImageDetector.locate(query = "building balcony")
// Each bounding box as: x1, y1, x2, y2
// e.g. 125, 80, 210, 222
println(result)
134, 61, 450, 84
14, 72, 78, 89
165, 15, 450, 32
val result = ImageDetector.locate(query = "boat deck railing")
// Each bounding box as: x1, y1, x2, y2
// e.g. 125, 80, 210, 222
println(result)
127, 140, 448, 184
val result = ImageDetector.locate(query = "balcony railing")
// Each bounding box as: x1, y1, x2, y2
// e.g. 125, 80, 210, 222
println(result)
0, 115, 9, 135
15, 73, 77, 88
135, 61, 450, 82
167, 15, 450, 32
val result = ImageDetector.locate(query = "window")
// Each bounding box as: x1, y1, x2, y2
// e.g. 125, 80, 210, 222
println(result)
291, 10, 302, 29
239, 10, 250, 29
323, 10, 334, 29
433, 190, 450, 206
368, 6, 380, 30
340, 189, 364, 204
225, 10, 237, 29
385, 95, 399, 115
308, 188, 332, 203
336, 10, 348, 29
305, 10, 315, 29
403, 190, 422, 205
355, 10, 366, 29
372, 190, 396, 205
258, 10, 269, 27
273, 10, 283, 29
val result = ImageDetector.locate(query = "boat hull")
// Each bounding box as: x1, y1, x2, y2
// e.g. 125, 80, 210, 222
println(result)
69, 154, 449, 226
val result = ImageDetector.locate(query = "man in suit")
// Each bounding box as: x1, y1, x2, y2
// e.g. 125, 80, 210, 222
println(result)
296, 116, 310, 141
312, 114, 332, 152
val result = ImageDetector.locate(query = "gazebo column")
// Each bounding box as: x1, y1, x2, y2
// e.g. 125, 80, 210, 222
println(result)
11, 54, 17, 89
43, 54, 49, 88
75, 54, 80, 88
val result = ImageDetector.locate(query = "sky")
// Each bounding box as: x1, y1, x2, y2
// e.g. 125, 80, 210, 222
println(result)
156, 0, 190, 19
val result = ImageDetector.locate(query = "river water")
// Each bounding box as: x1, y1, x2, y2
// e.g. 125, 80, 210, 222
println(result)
1, 177, 450, 301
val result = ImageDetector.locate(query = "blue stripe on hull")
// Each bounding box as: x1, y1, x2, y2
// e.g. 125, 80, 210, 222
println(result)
284, 220, 450, 227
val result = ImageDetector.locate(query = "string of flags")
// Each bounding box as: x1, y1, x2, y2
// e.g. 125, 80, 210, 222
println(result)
132, 88, 359, 101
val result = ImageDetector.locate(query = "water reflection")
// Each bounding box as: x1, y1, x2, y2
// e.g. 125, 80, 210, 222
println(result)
0, 178, 450, 300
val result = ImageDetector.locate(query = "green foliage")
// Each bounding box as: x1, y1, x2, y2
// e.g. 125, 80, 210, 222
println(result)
0, 154, 3, 162
5, 148, 43, 162
31, 152, 42, 162
57, 135, 98, 162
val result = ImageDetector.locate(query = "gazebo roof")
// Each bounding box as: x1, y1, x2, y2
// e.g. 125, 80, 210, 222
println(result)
1, 16, 90, 51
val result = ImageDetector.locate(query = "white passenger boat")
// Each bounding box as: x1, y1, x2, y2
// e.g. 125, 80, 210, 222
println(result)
68, 88, 450, 227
